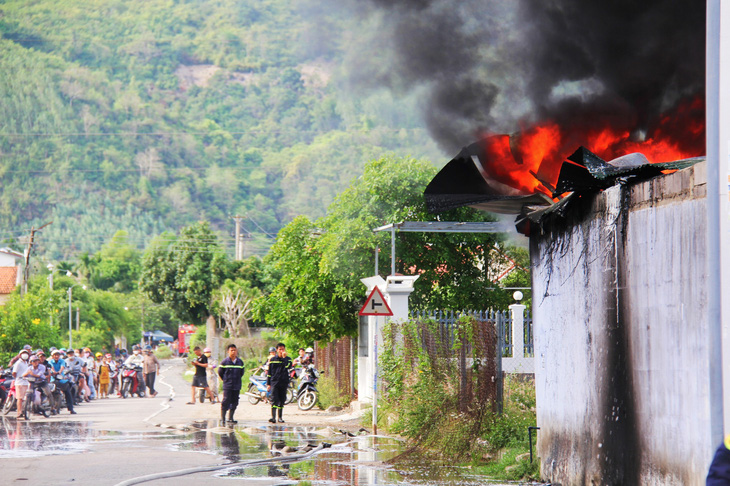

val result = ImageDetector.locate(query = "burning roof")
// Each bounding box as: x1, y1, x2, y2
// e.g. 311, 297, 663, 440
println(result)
425, 93, 705, 235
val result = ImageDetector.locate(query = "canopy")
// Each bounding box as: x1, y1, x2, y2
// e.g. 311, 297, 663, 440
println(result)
143, 330, 174, 341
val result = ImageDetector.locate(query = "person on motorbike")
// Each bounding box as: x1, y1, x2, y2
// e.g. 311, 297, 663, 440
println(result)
22, 355, 48, 417
65, 348, 87, 404
35, 351, 58, 415
303, 347, 314, 366
48, 350, 75, 414
124, 345, 146, 395
12, 349, 30, 419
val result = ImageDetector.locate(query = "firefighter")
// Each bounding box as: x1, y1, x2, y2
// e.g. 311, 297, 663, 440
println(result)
708, 435, 730, 485
266, 342, 292, 423
217, 344, 245, 425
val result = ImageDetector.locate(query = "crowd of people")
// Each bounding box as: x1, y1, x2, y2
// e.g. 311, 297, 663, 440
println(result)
2, 342, 162, 420
2, 340, 315, 425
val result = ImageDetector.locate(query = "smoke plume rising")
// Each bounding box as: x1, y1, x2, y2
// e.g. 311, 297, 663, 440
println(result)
339, 0, 706, 154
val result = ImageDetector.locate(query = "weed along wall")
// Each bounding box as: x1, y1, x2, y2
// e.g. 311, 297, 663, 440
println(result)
530, 162, 714, 485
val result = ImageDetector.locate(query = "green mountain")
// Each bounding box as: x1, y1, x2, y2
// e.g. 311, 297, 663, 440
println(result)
0, 0, 442, 260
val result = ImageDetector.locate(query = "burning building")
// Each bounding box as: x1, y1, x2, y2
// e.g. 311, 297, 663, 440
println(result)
426, 129, 712, 484
352, 0, 716, 482
422, 91, 715, 485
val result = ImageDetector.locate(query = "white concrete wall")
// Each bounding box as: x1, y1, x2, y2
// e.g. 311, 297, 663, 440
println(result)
532, 163, 713, 485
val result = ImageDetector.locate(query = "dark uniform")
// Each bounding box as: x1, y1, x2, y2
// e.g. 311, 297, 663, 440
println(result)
708, 435, 730, 485
267, 354, 292, 422
217, 356, 245, 424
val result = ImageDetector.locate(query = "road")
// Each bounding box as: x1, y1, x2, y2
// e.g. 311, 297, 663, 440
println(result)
0, 357, 364, 485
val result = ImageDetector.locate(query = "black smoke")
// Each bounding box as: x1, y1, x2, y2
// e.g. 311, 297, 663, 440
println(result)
340, 0, 706, 153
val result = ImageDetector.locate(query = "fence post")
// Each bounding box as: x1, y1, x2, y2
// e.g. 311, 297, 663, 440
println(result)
509, 303, 526, 359
459, 313, 467, 412
496, 311, 504, 414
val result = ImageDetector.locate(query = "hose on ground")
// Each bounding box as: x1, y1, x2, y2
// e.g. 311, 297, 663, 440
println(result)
113, 443, 330, 486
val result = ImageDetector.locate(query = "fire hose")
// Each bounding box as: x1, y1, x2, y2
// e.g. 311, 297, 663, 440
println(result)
113, 442, 331, 486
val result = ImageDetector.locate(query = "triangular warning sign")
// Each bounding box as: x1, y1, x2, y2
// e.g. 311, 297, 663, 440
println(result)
358, 287, 393, 316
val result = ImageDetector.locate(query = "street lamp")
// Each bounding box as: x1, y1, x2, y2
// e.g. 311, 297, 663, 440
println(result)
67, 280, 86, 349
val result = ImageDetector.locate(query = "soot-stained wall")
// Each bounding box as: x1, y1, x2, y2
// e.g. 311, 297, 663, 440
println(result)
531, 163, 712, 485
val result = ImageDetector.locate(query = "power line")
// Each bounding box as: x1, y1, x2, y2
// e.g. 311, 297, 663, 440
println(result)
0, 166, 264, 174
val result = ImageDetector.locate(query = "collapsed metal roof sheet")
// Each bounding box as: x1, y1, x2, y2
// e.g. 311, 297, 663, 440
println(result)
425, 143, 703, 235
424, 140, 554, 214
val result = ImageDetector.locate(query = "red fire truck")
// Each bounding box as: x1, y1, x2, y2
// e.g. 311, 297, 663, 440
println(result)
177, 324, 197, 355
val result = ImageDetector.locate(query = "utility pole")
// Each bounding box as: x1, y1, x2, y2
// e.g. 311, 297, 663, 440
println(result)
233, 215, 244, 261
22, 221, 52, 295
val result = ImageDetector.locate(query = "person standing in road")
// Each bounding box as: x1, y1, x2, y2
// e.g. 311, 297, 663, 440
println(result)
204, 348, 219, 403
267, 343, 292, 424
12, 350, 30, 419
142, 345, 160, 397
188, 346, 214, 404
217, 344, 245, 425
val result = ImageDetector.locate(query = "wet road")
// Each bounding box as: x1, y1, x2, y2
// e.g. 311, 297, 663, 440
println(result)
1, 418, 519, 485
0, 359, 521, 485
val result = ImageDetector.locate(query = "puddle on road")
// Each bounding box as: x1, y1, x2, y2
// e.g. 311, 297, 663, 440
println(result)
0, 417, 180, 458
172, 419, 519, 485
0, 417, 524, 485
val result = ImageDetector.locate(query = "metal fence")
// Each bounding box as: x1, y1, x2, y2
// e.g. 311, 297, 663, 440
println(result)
314, 337, 353, 399
399, 310, 500, 414
407, 308, 535, 411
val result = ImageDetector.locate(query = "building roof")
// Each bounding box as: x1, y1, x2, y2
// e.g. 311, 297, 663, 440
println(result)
0, 248, 23, 260
0, 267, 18, 294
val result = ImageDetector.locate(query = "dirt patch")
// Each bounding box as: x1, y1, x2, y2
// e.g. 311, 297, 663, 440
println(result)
175, 64, 221, 90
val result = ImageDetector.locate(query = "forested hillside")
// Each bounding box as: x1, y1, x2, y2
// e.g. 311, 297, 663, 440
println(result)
0, 0, 441, 260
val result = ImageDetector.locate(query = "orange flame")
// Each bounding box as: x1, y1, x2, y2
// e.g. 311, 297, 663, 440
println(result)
476, 97, 705, 196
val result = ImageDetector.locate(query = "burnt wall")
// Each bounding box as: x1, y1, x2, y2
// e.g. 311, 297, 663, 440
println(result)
532, 162, 712, 485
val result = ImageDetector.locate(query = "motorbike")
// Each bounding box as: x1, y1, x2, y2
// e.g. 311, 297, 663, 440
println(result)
0, 369, 13, 410
2, 378, 16, 415
245, 367, 294, 405
120, 364, 145, 398
296, 365, 319, 411
50, 372, 70, 412
67, 370, 83, 404
19, 376, 53, 419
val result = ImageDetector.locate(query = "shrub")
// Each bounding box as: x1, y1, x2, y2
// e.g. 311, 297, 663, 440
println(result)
316, 373, 351, 410
154, 345, 172, 359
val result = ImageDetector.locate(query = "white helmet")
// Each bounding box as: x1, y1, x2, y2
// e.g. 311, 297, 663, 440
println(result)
305, 347, 313, 353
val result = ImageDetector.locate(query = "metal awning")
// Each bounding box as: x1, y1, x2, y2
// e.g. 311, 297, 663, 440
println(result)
372, 221, 510, 275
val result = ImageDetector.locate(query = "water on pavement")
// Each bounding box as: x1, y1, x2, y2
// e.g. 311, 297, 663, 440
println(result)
0, 417, 526, 485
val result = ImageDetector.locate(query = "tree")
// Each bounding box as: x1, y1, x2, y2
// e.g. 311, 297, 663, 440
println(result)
0, 288, 62, 364
253, 216, 357, 343
214, 279, 261, 338
140, 222, 229, 323
256, 155, 512, 343
317, 155, 506, 310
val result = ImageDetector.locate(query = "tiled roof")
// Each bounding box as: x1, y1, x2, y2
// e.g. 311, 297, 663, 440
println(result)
0, 267, 18, 294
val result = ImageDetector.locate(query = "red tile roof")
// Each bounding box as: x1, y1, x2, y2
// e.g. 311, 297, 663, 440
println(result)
0, 267, 18, 294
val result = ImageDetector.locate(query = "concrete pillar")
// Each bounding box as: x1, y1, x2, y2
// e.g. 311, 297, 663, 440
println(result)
509, 303, 526, 358
384, 275, 419, 320
358, 276, 386, 403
